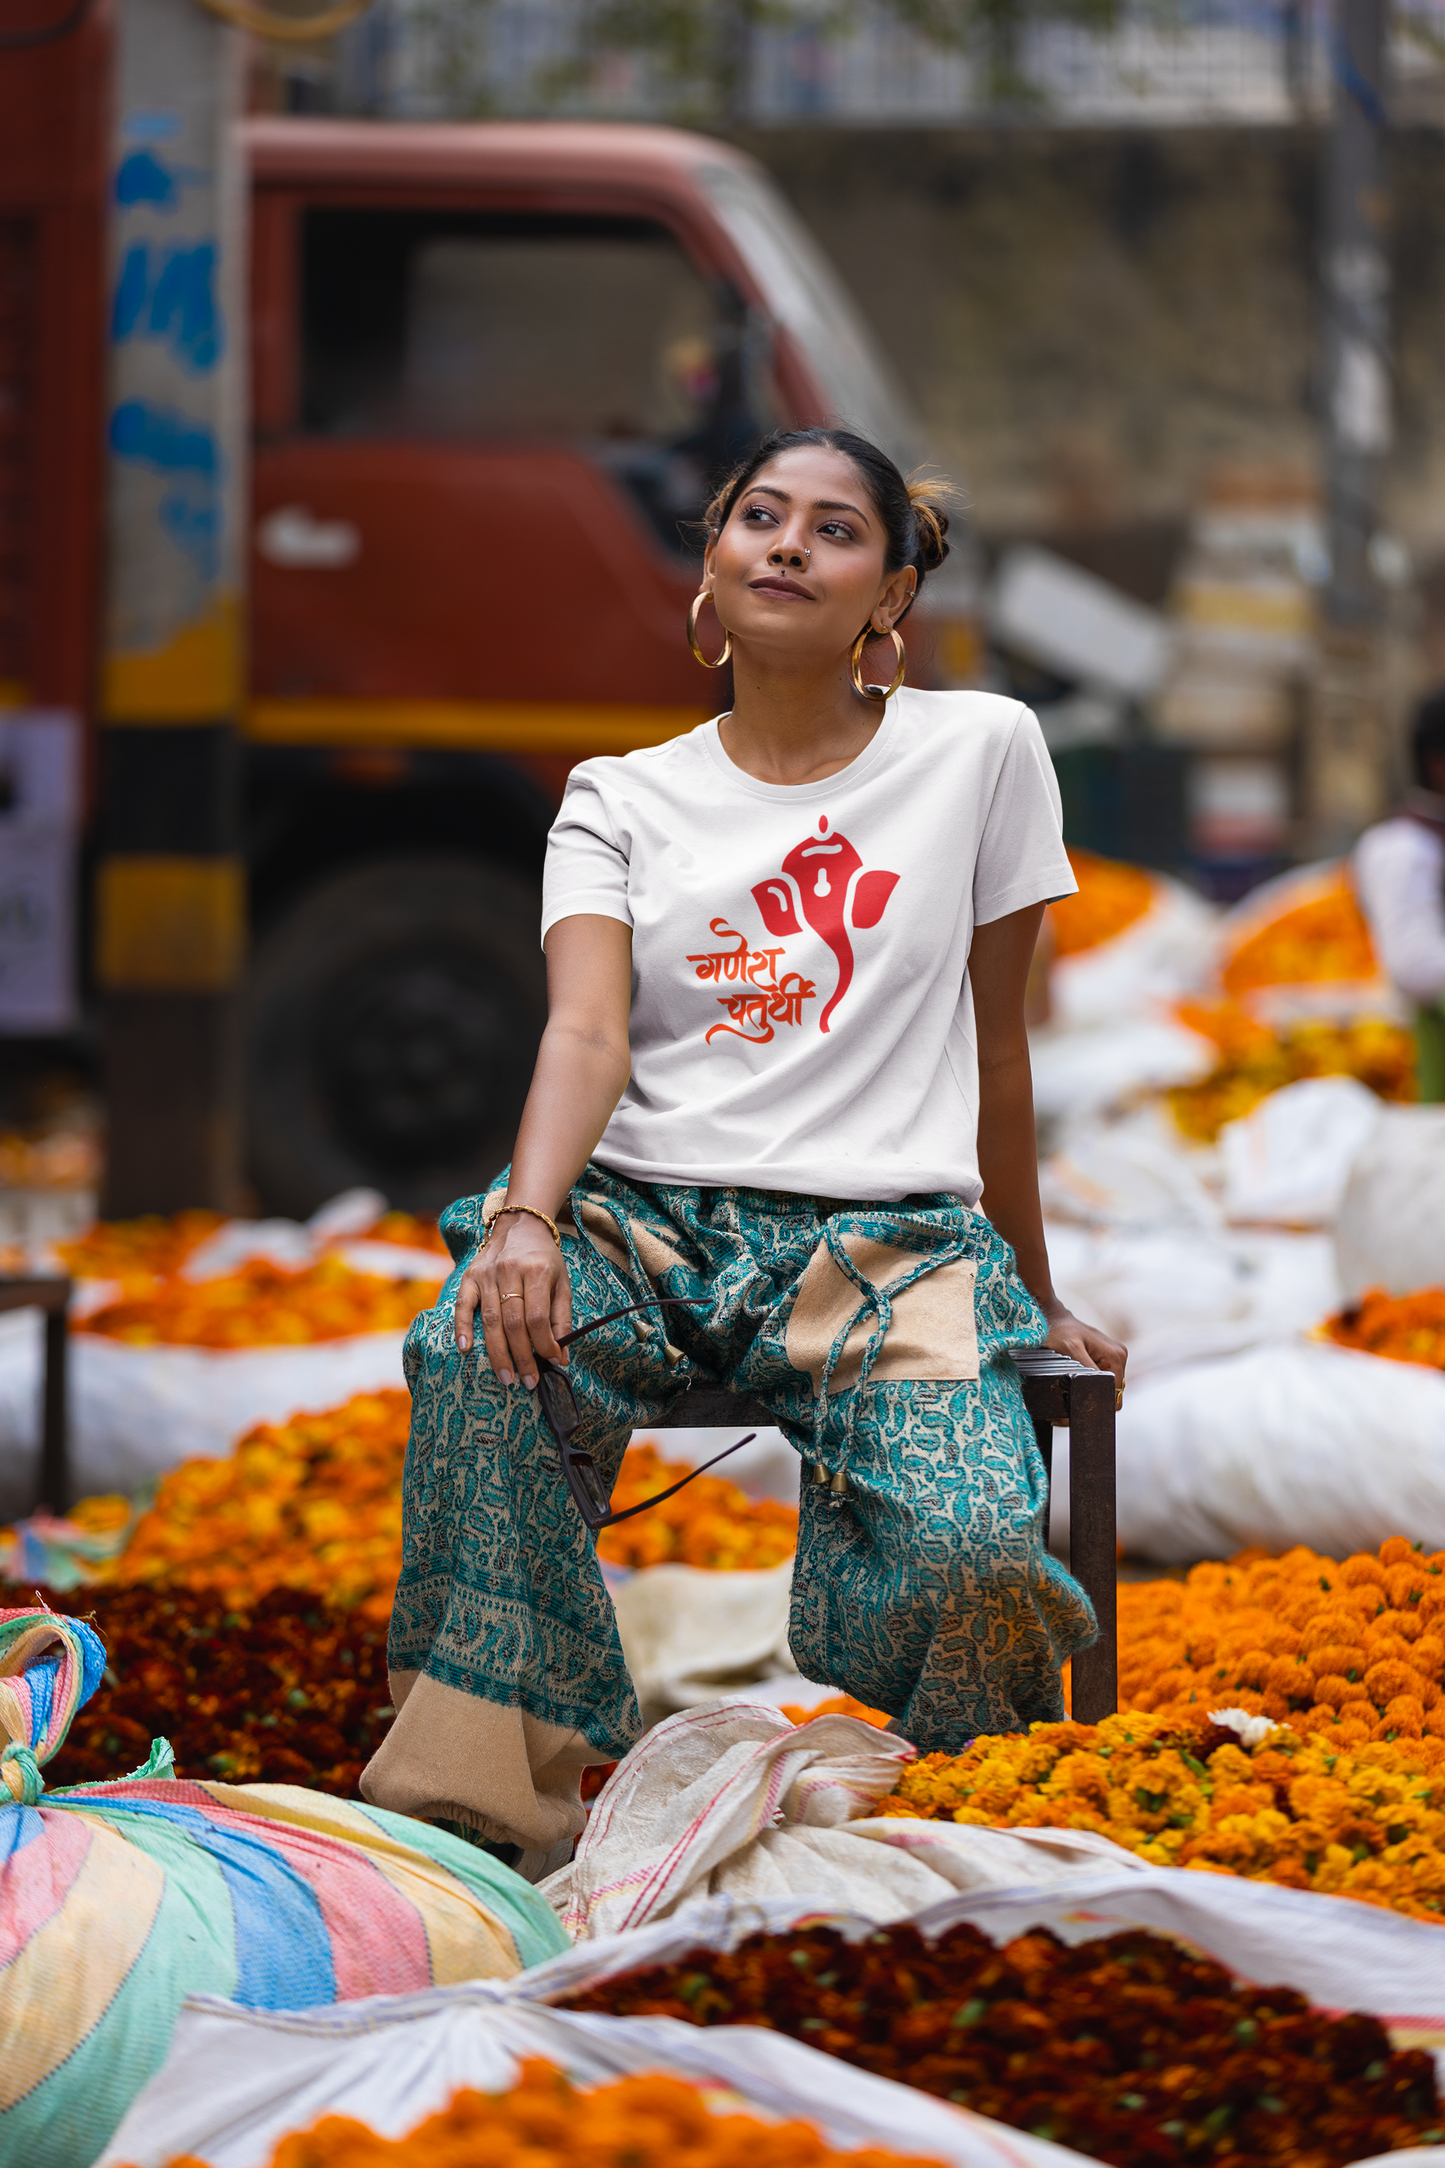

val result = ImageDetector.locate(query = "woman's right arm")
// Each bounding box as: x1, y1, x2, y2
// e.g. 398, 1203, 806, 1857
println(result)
454, 912, 633, 1389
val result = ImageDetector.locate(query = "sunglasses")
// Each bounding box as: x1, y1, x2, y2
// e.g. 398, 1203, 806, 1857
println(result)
532, 1296, 755, 1530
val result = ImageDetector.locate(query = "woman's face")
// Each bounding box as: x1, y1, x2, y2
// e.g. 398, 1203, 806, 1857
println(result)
704, 445, 916, 671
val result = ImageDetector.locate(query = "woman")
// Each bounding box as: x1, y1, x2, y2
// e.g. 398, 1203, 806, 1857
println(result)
361, 428, 1126, 1877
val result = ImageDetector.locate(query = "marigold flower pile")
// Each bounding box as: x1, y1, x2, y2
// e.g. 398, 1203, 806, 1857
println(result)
559, 1920, 1443, 2166
3, 1579, 393, 1792
96, 1390, 411, 1618
1221, 870, 1380, 996
22, 1422, 801, 1621
778, 1694, 892, 1728
57, 1209, 227, 1285
1166, 1000, 1415, 1141
595, 1443, 799, 1571
1324, 1289, 1445, 1371
880, 1714, 1445, 1923
1047, 847, 1154, 956
56, 1210, 448, 1347
1113, 1538, 1445, 1739
76, 1254, 443, 1347
134, 2060, 938, 2168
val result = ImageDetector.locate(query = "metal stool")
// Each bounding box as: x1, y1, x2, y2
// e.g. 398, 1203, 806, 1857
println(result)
652, 1350, 1117, 1724
0, 1275, 73, 1515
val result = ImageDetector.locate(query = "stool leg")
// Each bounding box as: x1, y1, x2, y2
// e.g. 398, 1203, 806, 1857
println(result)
40, 1304, 69, 1516
1067, 1370, 1117, 1723
1031, 1414, 1054, 1551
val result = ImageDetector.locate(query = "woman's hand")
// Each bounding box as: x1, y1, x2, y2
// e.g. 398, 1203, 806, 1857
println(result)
454, 1216, 573, 1390
1043, 1300, 1127, 1401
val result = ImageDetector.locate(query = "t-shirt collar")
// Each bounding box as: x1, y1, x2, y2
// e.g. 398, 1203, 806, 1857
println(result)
700, 691, 904, 802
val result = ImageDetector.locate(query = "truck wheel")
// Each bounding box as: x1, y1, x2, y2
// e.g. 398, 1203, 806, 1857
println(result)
246, 853, 547, 1219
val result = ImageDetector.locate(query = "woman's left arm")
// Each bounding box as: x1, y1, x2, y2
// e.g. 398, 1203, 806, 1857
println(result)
969, 903, 1127, 1391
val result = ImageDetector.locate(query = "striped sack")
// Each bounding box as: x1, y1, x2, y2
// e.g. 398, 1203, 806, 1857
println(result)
1, 1598, 570, 2168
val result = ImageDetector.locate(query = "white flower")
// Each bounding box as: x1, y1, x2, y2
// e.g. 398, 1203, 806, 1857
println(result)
1209, 1707, 1279, 1750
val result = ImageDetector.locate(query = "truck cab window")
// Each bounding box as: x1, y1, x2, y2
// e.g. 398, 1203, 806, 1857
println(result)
299, 208, 778, 557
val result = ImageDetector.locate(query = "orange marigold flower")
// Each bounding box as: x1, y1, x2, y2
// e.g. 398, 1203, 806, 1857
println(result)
1047, 848, 1153, 955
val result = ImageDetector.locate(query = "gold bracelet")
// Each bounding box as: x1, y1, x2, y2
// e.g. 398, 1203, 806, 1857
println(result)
484, 1203, 563, 1250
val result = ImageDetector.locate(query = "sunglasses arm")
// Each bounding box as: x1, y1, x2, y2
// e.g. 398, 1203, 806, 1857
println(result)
557, 1294, 708, 1351
588, 1433, 757, 1526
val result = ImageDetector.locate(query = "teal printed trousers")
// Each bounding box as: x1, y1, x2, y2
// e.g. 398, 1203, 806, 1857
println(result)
370, 1169, 1096, 1850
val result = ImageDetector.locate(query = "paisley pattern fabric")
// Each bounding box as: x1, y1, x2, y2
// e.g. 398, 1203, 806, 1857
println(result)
392, 1168, 1097, 1764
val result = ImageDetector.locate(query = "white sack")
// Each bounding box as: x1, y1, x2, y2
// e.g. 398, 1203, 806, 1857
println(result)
1108, 1338, 1445, 1562
1044, 1220, 1340, 1388
1336, 1104, 1445, 1299
1218, 1074, 1383, 1227
545, 1704, 1143, 1942
1049, 878, 1218, 1031
101, 1988, 1091, 2168
1029, 1017, 1215, 1127
510, 1875, 1445, 2079
102, 1867, 1445, 2168
611, 1562, 797, 1720
1039, 1116, 1220, 1229
0, 1322, 408, 1518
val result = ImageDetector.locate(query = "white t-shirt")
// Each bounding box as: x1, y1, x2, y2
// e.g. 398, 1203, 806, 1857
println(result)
1352, 816, 1445, 1005
540, 686, 1076, 1204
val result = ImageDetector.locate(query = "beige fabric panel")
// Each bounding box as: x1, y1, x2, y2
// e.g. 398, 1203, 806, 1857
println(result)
626, 1214, 690, 1284
360, 1668, 606, 1850
786, 1234, 979, 1389
574, 1197, 632, 1274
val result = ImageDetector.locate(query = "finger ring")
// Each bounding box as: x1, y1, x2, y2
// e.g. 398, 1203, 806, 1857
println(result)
1115, 1387, 1125, 1409
502, 1291, 524, 1305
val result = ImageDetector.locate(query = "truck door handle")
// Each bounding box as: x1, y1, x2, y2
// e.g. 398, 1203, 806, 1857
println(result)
257, 505, 361, 568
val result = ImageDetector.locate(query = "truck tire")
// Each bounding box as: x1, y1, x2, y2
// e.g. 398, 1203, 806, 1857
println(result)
246, 853, 547, 1219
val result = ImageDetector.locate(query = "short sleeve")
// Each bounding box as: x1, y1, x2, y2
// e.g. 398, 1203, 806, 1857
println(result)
540, 766, 633, 945
972, 706, 1077, 926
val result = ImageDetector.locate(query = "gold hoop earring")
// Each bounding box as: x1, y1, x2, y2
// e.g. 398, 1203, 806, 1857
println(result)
688, 590, 731, 669
849, 624, 906, 702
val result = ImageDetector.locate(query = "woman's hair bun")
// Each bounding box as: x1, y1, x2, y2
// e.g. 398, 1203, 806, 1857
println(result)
905, 473, 952, 574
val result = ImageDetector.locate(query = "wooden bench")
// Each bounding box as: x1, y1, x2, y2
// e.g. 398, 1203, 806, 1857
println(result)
0, 1276, 73, 1515
652, 1347, 1117, 1723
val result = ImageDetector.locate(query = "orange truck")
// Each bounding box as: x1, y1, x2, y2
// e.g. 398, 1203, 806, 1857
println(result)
2, 22, 973, 1214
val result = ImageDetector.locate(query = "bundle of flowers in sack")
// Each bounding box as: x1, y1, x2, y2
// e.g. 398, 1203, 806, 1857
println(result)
1046, 847, 1155, 956
95, 1389, 411, 1617
879, 1711, 1445, 1923
1220, 864, 1382, 999
595, 1443, 798, 1571
1166, 999, 1415, 1141
559, 1920, 1442, 2165
1324, 1289, 1445, 1371
3, 1578, 395, 1791
1113, 1538, 1445, 1739
57, 1208, 446, 1285
76, 1254, 443, 1347
57, 1208, 229, 1288
125, 2061, 940, 2168
58, 1208, 448, 1345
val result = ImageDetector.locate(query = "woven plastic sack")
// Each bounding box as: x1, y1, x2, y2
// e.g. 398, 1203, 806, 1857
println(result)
1107, 1337, 1445, 1562
0, 1601, 569, 2168
1336, 1104, 1445, 1299
101, 1880, 1445, 2168
0, 1320, 410, 1519
99, 1972, 1094, 2168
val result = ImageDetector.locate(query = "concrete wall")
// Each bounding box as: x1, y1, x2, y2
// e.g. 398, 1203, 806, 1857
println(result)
737, 125, 1445, 605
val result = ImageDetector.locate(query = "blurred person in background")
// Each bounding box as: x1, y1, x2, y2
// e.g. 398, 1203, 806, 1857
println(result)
361, 428, 1126, 1876
1353, 690, 1445, 1101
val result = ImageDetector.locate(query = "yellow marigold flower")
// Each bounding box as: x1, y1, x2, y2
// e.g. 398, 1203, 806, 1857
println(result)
879, 1707, 1445, 1925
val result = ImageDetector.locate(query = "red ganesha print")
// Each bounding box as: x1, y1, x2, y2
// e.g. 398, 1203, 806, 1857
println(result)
752, 816, 899, 1030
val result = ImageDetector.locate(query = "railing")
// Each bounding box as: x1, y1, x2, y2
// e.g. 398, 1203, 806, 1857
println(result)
340, 0, 1445, 131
